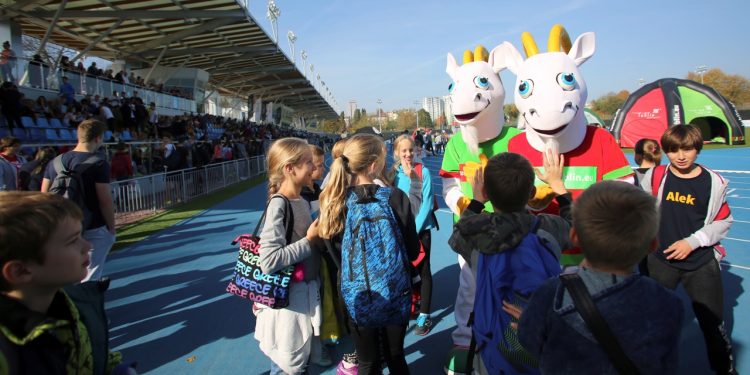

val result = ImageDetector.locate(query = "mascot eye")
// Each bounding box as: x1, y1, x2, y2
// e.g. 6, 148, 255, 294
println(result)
473, 76, 490, 89
557, 73, 576, 91
518, 79, 534, 98
448, 83, 455, 93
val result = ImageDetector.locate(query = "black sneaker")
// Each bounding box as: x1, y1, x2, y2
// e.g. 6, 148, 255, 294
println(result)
414, 315, 433, 336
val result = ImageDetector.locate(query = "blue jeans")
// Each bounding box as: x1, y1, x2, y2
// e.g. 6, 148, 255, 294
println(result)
83, 225, 116, 281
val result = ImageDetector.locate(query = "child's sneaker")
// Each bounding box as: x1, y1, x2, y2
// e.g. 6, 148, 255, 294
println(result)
414, 314, 432, 336
443, 346, 469, 375
336, 352, 358, 375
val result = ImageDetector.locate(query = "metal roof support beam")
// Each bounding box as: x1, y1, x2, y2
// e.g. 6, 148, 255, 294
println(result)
143, 46, 168, 84
69, 19, 123, 64
6, 0, 54, 12
133, 18, 239, 53
35, 0, 68, 56
24, 10, 248, 19
212, 65, 294, 75
159, 54, 192, 83
142, 45, 277, 58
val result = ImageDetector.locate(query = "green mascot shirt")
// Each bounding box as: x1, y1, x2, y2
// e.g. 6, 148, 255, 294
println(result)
439, 126, 521, 222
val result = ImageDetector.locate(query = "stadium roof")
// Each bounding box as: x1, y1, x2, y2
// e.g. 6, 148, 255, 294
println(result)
1, 0, 338, 118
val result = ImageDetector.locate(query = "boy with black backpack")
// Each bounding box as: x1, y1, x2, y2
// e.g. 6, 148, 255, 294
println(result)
448, 151, 572, 375
42, 119, 115, 282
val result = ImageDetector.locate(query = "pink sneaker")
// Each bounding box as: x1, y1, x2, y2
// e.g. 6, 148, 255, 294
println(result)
336, 360, 358, 375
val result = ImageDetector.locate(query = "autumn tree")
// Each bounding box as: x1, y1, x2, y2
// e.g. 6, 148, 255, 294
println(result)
589, 90, 630, 119
417, 109, 433, 128
504, 104, 519, 124
686, 68, 750, 106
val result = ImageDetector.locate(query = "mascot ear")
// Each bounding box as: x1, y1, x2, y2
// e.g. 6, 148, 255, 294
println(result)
568, 32, 595, 66
446, 53, 459, 81
489, 42, 523, 75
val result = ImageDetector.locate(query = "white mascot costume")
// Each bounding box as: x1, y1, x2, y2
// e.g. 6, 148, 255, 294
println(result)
439, 45, 521, 373
495, 25, 634, 265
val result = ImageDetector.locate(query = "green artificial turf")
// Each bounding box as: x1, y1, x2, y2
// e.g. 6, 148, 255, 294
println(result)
112, 174, 266, 251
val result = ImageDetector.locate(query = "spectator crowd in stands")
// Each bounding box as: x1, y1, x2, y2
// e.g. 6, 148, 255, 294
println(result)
0, 81, 338, 182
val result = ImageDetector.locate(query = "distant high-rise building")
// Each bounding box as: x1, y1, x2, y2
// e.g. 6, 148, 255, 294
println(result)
421, 97, 444, 126
443, 95, 455, 127
348, 100, 357, 120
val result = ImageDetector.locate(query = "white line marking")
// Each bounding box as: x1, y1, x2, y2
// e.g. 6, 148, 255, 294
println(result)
725, 237, 750, 243
728, 188, 736, 194
715, 170, 750, 174
727, 196, 750, 199
732, 220, 750, 224
729, 206, 750, 210
722, 262, 750, 271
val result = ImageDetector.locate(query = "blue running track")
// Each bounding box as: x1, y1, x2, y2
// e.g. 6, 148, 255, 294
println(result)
104, 147, 750, 374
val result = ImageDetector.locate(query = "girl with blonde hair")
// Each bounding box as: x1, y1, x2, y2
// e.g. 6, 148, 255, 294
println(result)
319, 134, 419, 374
391, 134, 438, 336
254, 137, 325, 374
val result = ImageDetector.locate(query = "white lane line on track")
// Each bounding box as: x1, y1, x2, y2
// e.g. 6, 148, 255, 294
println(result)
715, 170, 750, 174
722, 262, 750, 271
728, 188, 736, 194
729, 206, 750, 210
732, 220, 750, 224
726, 237, 750, 243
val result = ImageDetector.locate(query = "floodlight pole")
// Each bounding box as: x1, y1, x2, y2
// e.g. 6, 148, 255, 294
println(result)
377, 98, 383, 133
287, 30, 297, 63
637, 78, 645, 87
300, 50, 307, 77
267, 0, 281, 44
696, 65, 708, 84
414, 100, 420, 129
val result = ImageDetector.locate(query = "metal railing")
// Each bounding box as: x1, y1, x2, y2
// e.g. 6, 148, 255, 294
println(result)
5, 56, 196, 112
111, 155, 266, 218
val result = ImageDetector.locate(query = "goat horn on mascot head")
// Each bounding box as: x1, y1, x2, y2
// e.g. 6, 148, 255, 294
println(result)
494, 24, 595, 154
445, 44, 508, 156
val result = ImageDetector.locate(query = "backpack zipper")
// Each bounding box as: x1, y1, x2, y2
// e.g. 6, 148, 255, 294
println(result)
360, 235, 373, 303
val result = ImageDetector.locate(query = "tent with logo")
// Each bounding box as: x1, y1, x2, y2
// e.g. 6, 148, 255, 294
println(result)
611, 78, 745, 147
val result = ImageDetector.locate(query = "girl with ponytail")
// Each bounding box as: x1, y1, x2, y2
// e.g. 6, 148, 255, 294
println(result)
319, 134, 419, 374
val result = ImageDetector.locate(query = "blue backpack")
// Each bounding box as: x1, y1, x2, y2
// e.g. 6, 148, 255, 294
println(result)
341, 186, 412, 328
471, 217, 561, 374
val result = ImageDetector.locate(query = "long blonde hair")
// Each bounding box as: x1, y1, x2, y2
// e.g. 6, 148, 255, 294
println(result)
389, 134, 415, 181
266, 137, 310, 197
319, 134, 385, 238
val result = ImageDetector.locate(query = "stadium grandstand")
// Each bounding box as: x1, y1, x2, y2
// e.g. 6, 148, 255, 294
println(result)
0, 0, 337, 139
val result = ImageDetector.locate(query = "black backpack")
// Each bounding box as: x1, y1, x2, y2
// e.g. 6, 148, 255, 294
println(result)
48, 154, 101, 229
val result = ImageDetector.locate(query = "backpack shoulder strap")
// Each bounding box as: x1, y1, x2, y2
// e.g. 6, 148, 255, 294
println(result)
53, 154, 65, 174
74, 154, 102, 174
650, 165, 667, 197
560, 274, 640, 375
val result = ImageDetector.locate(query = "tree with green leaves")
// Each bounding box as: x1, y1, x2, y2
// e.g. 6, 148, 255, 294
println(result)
589, 90, 629, 120
417, 109, 433, 128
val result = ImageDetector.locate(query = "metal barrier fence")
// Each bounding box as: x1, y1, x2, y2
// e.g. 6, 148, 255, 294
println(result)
111, 156, 266, 219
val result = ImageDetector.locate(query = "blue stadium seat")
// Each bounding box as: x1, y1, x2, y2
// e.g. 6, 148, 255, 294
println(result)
21, 116, 36, 128
45, 129, 59, 141
36, 117, 51, 128
104, 130, 113, 141
121, 130, 132, 141
11, 128, 27, 141
58, 129, 73, 141
0, 127, 8, 138
49, 118, 63, 128
28, 128, 43, 141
